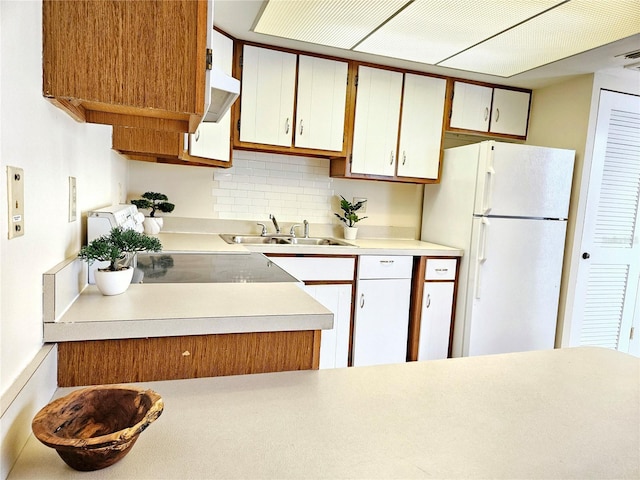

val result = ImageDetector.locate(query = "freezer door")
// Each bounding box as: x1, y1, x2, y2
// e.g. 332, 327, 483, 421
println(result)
473, 142, 574, 219
465, 216, 567, 356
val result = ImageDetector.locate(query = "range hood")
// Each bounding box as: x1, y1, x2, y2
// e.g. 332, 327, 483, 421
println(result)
202, 66, 240, 123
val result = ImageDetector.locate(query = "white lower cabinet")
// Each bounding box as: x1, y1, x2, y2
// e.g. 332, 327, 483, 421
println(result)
352, 256, 412, 366
417, 258, 458, 361
266, 255, 355, 369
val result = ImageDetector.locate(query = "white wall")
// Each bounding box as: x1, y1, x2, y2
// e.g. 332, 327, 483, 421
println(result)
0, 1, 127, 396
128, 150, 424, 233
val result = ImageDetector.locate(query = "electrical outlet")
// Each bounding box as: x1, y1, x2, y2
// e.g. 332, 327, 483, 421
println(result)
353, 197, 367, 213
69, 176, 77, 222
7, 166, 25, 239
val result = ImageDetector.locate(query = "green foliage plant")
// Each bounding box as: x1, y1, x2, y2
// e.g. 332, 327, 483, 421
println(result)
131, 192, 175, 217
78, 227, 162, 271
334, 195, 368, 227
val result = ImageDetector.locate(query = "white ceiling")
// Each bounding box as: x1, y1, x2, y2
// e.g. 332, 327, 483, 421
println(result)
214, 0, 640, 89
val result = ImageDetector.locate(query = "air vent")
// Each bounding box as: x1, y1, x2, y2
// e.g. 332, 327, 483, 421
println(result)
616, 49, 640, 60
623, 61, 640, 71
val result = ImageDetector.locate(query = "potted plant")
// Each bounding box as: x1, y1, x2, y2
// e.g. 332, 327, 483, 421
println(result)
334, 195, 367, 240
78, 227, 162, 295
131, 192, 175, 234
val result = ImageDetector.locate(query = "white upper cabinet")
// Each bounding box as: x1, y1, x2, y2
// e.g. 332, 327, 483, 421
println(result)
239, 45, 297, 146
449, 81, 493, 132
189, 30, 234, 162
295, 55, 348, 152
449, 81, 531, 138
351, 66, 403, 176
397, 74, 447, 179
489, 88, 531, 137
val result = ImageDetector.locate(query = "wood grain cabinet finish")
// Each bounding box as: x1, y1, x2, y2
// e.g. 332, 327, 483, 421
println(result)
57, 331, 322, 387
43, 0, 211, 133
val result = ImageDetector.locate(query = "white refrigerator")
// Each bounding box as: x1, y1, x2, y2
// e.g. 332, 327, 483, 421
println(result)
422, 141, 575, 357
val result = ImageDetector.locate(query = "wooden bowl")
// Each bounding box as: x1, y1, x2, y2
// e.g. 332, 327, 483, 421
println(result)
31, 385, 163, 471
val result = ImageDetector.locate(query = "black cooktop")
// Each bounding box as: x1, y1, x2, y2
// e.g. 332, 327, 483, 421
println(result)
134, 253, 299, 284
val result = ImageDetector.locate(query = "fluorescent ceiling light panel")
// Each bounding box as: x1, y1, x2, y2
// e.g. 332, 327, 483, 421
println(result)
254, 0, 410, 49
354, 0, 563, 65
439, 0, 640, 76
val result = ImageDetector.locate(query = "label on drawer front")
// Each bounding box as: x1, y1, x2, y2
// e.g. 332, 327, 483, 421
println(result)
425, 259, 457, 280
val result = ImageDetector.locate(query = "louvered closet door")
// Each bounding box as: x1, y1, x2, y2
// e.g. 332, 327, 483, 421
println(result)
574, 90, 640, 352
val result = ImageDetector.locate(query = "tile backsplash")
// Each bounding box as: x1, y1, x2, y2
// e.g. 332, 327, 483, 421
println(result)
212, 150, 335, 223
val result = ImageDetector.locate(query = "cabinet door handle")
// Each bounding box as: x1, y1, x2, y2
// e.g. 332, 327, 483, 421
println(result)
299, 119, 304, 135
285, 118, 290, 134
194, 129, 200, 142
360, 293, 365, 308
390, 151, 394, 165
495, 108, 500, 122
425, 293, 431, 309
484, 107, 489, 121
402, 151, 406, 165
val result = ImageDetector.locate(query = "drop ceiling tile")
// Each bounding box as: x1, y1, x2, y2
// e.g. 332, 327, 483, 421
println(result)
439, 0, 640, 76
354, 0, 563, 65
254, 0, 410, 49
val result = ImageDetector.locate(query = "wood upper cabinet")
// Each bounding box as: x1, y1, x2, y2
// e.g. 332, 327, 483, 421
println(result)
448, 80, 531, 138
351, 66, 404, 176
42, 0, 211, 133
397, 74, 447, 180
235, 44, 349, 156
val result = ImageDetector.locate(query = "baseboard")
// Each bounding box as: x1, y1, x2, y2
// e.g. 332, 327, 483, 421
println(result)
0, 345, 57, 480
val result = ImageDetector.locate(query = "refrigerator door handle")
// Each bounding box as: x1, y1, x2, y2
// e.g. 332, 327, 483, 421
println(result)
475, 218, 490, 299
481, 166, 496, 214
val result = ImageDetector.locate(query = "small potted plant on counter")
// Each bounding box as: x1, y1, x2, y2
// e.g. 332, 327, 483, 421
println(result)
78, 227, 162, 296
131, 192, 175, 234
334, 195, 367, 240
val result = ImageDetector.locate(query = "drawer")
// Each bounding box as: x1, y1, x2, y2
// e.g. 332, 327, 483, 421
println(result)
425, 258, 457, 281
267, 256, 356, 282
358, 255, 413, 279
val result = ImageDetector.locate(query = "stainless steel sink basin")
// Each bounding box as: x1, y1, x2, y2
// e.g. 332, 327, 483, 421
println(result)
219, 234, 354, 247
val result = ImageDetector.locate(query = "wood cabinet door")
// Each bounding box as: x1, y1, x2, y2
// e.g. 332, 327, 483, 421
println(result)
352, 278, 411, 366
239, 45, 296, 146
351, 66, 403, 176
418, 282, 454, 361
295, 55, 348, 152
489, 88, 530, 137
449, 81, 492, 132
189, 30, 233, 162
397, 74, 447, 179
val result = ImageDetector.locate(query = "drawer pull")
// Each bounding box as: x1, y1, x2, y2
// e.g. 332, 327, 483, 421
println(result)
360, 293, 365, 308
435, 268, 449, 273
379, 260, 394, 264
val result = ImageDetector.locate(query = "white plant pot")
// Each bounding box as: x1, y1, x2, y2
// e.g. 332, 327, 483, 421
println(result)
94, 267, 134, 296
343, 226, 358, 240
143, 217, 162, 235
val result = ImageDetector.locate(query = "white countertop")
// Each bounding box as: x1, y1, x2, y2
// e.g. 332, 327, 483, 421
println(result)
156, 232, 463, 256
44, 283, 333, 342
9, 347, 639, 479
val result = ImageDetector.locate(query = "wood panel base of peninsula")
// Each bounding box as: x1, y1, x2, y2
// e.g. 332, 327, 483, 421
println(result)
57, 330, 322, 387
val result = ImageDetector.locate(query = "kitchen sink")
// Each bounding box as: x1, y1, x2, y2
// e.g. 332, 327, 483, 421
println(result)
219, 234, 355, 247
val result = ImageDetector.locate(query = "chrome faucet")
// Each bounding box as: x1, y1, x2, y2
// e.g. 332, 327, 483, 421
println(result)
290, 224, 301, 237
269, 214, 280, 234
256, 222, 267, 236
303, 219, 309, 238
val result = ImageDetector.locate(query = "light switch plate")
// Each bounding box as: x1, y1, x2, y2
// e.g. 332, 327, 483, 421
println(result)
7, 166, 25, 239
69, 176, 77, 222
353, 197, 367, 213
